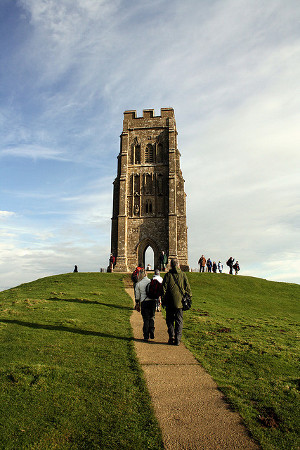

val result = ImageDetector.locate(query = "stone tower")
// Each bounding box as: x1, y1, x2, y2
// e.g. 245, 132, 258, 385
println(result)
111, 107, 189, 272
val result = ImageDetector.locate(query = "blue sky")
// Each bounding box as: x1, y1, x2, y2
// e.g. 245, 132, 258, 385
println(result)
0, 0, 299, 290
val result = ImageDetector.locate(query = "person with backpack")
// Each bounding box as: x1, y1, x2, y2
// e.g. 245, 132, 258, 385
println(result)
134, 269, 156, 341
226, 257, 235, 274
206, 258, 212, 273
151, 269, 163, 311
108, 254, 115, 272
233, 261, 240, 275
161, 259, 192, 346
131, 265, 143, 287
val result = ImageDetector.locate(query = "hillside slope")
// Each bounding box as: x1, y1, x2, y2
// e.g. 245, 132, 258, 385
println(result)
0, 272, 299, 449
0, 273, 163, 449
184, 273, 299, 449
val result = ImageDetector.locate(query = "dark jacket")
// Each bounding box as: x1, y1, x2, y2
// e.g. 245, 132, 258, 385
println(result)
162, 267, 192, 309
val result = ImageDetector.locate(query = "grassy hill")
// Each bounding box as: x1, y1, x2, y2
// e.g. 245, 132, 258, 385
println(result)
184, 273, 299, 450
0, 272, 299, 449
0, 273, 163, 449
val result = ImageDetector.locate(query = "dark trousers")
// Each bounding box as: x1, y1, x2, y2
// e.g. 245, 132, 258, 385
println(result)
166, 306, 183, 343
200, 266, 205, 272
141, 300, 156, 339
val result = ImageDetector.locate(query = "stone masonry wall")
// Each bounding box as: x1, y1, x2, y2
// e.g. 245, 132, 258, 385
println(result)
111, 108, 189, 271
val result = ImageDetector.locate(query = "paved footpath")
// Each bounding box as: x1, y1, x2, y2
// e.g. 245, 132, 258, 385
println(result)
126, 287, 259, 450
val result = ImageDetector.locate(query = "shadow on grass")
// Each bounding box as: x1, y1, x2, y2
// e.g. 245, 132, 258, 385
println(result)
0, 319, 132, 341
48, 297, 132, 310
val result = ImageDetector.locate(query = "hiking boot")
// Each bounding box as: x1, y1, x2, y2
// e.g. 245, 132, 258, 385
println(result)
168, 337, 175, 345
149, 331, 155, 339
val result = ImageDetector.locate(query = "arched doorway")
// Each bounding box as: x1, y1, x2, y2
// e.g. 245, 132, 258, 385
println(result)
137, 238, 160, 271
144, 246, 154, 271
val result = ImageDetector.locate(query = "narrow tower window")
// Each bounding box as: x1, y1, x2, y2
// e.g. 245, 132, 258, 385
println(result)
157, 143, 163, 163
145, 144, 154, 163
135, 145, 141, 164
145, 200, 153, 214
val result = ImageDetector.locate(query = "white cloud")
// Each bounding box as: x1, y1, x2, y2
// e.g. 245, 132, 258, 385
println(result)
0, 0, 299, 290
0, 211, 15, 218
1, 145, 68, 161
0, 218, 111, 291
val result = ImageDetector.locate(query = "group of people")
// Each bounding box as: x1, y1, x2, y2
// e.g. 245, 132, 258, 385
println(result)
133, 259, 192, 346
198, 255, 240, 275
226, 257, 240, 275
108, 250, 169, 273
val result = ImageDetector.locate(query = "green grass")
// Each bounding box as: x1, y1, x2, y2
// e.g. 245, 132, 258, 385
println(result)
0, 273, 163, 449
1, 272, 299, 449
183, 273, 300, 450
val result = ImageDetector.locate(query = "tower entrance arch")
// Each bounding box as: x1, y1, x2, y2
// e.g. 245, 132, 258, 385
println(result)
110, 108, 189, 272
137, 238, 159, 270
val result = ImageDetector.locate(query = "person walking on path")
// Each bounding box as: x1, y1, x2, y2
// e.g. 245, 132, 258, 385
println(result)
227, 257, 235, 274
198, 255, 206, 272
135, 269, 156, 341
162, 259, 192, 346
128, 285, 259, 449
152, 269, 163, 311
131, 265, 143, 288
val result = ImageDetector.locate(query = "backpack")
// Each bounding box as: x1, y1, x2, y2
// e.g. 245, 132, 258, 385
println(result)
131, 267, 142, 283
146, 278, 163, 299
226, 259, 231, 267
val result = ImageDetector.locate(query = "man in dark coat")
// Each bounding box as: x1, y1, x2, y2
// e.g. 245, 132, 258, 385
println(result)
159, 251, 168, 271
206, 258, 212, 273
162, 259, 192, 346
227, 257, 235, 274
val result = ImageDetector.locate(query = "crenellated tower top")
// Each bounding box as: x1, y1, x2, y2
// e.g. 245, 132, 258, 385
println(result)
111, 107, 188, 272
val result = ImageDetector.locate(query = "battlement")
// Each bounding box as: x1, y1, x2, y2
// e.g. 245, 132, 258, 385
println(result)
112, 107, 188, 272
123, 108, 174, 121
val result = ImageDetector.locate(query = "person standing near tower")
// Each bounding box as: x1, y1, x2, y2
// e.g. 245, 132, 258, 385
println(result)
162, 259, 192, 345
206, 258, 212, 273
159, 251, 168, 271
218, 261, 223, 273
198, 255, 206, 272
227, 257, 235, 274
